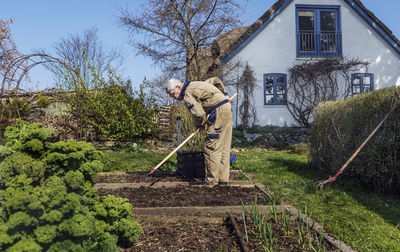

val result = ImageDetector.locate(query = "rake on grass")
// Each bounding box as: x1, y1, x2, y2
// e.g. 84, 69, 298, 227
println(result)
315, 100, 398, 195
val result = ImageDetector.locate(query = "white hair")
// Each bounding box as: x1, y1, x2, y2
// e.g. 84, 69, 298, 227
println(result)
166, 78, 183, 92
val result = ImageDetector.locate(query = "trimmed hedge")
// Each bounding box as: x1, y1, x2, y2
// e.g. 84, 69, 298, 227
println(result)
311, 86, 400, 193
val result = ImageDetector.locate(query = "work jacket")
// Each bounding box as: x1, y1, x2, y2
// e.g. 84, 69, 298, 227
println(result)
179, 77, 229, 126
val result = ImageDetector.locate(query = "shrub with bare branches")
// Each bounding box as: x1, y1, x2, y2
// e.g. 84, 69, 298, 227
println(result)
287, 57, 369, 127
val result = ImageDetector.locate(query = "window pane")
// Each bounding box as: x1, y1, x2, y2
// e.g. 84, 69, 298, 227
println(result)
265, 76, 273, 85
320, 11, 336, 32
364, 85, 371, 92
277, 85, 285, 94
299, 11, 314, 31
277, 76, 285, 85
266, 95, 274, 104
364, 76, 371, 84
277, 95, 285, 103
299, 11, 315, 52
320, 12, 337, 52
352, 77, 361, 85
265, 86, 273, 95
353, 85, 360, 94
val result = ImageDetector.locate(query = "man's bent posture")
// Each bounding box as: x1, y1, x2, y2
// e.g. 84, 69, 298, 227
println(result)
166, 77, 232, 187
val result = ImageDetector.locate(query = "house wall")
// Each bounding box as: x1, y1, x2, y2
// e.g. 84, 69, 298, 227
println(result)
226, 0, 400, 127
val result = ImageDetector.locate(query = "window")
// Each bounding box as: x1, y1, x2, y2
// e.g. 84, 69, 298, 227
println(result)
296, 5, 342, 57
264, 73, 287, 105
351, 73, 374, 95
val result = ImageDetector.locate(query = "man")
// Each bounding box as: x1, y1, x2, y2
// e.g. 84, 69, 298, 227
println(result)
166, 77, 232, 187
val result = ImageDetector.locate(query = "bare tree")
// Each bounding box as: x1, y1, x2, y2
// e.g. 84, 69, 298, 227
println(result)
0, 18, 27, 86
144, 72, 181, 107
238, 63, 257, 133
287, 57, 369, 127
117, 0, 243, 81
42, 27, 124, 90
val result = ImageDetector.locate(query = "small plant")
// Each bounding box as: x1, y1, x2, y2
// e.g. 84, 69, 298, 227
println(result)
242, 197, 327, 251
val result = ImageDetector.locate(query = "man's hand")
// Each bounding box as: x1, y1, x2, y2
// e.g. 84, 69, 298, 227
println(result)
197, 123, 206, 131
197, 123, 206, 138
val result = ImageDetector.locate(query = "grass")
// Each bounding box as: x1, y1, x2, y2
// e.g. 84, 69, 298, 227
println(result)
99, 148, 400, 251
234, 149, 400, 251
99, 151, 177, 172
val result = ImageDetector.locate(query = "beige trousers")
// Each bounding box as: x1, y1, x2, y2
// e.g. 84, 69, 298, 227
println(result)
204, 103, 232, 185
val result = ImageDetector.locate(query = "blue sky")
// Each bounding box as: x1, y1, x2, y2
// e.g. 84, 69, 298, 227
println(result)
2, 0, 400, 91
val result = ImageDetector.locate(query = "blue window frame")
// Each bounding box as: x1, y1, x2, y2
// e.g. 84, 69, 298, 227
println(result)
351, 73, 374, 95
264, 73, 287, 105
296, 5, 342, 57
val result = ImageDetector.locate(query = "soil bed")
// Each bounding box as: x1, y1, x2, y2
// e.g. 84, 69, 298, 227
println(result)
94, 171, 246, 183
122, 214, 336, 251
97, 185, 269, 208
123, 217, 240, 251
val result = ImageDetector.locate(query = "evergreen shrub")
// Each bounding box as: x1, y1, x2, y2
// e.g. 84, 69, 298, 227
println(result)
311, 86, 400, 193
0, 120, 143, 250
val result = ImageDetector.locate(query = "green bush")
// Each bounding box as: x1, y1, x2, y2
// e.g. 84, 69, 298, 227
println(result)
290, 142, 310, 155
311, 86, 400, 193
0, 121, 143, 250
34, 95, 52, 108
61, 62, 158, 141
4, 119, 53, 154
0, 176, 119, 251
86, 83, 158, 141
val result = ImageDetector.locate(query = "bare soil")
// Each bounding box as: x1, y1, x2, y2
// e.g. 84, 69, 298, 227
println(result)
96, 172, 337, 251
123, 217, 240, 252
93, 171, 246, 183
97, 185, 269, 208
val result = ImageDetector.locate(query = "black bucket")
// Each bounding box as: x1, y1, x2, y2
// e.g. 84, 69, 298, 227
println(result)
176, 151, 205, 178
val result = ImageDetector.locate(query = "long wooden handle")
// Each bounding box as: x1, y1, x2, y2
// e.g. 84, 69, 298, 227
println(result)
148, 92, 238, 175
230, 93, 238, 100
148, 128, 200, 175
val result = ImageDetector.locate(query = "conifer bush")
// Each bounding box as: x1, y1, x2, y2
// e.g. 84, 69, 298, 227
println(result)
0, 120, 143, 250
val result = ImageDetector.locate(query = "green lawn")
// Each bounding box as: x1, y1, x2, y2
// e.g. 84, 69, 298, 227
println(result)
234, 149, 400, 252
100, 148, 400, 251
99, 151, 177, 172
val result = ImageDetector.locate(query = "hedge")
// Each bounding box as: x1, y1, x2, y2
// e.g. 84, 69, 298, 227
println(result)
310, 86, 400, 193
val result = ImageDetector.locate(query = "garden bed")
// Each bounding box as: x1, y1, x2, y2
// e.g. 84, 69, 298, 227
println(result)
97, 185, 269, 208
93, 170, 247, 183
120, 213, 336, 251
122, 217, 240, 251
95, 169, 351, 251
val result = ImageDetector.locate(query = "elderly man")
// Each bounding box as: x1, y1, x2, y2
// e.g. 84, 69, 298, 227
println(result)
166, 77, 232, 187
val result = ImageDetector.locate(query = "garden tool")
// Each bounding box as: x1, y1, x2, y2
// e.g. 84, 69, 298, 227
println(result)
145, 93, 238, 181
316, 98, 399, 195
145, 128, 200, 180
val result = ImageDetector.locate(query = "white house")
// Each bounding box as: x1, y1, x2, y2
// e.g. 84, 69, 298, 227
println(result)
217, 0, 400, 127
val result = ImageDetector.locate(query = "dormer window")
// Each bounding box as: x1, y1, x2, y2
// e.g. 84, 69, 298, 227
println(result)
296, 5, 342, 57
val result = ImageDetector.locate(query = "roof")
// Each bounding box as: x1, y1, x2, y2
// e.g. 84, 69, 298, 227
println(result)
220, 0, 400, 64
